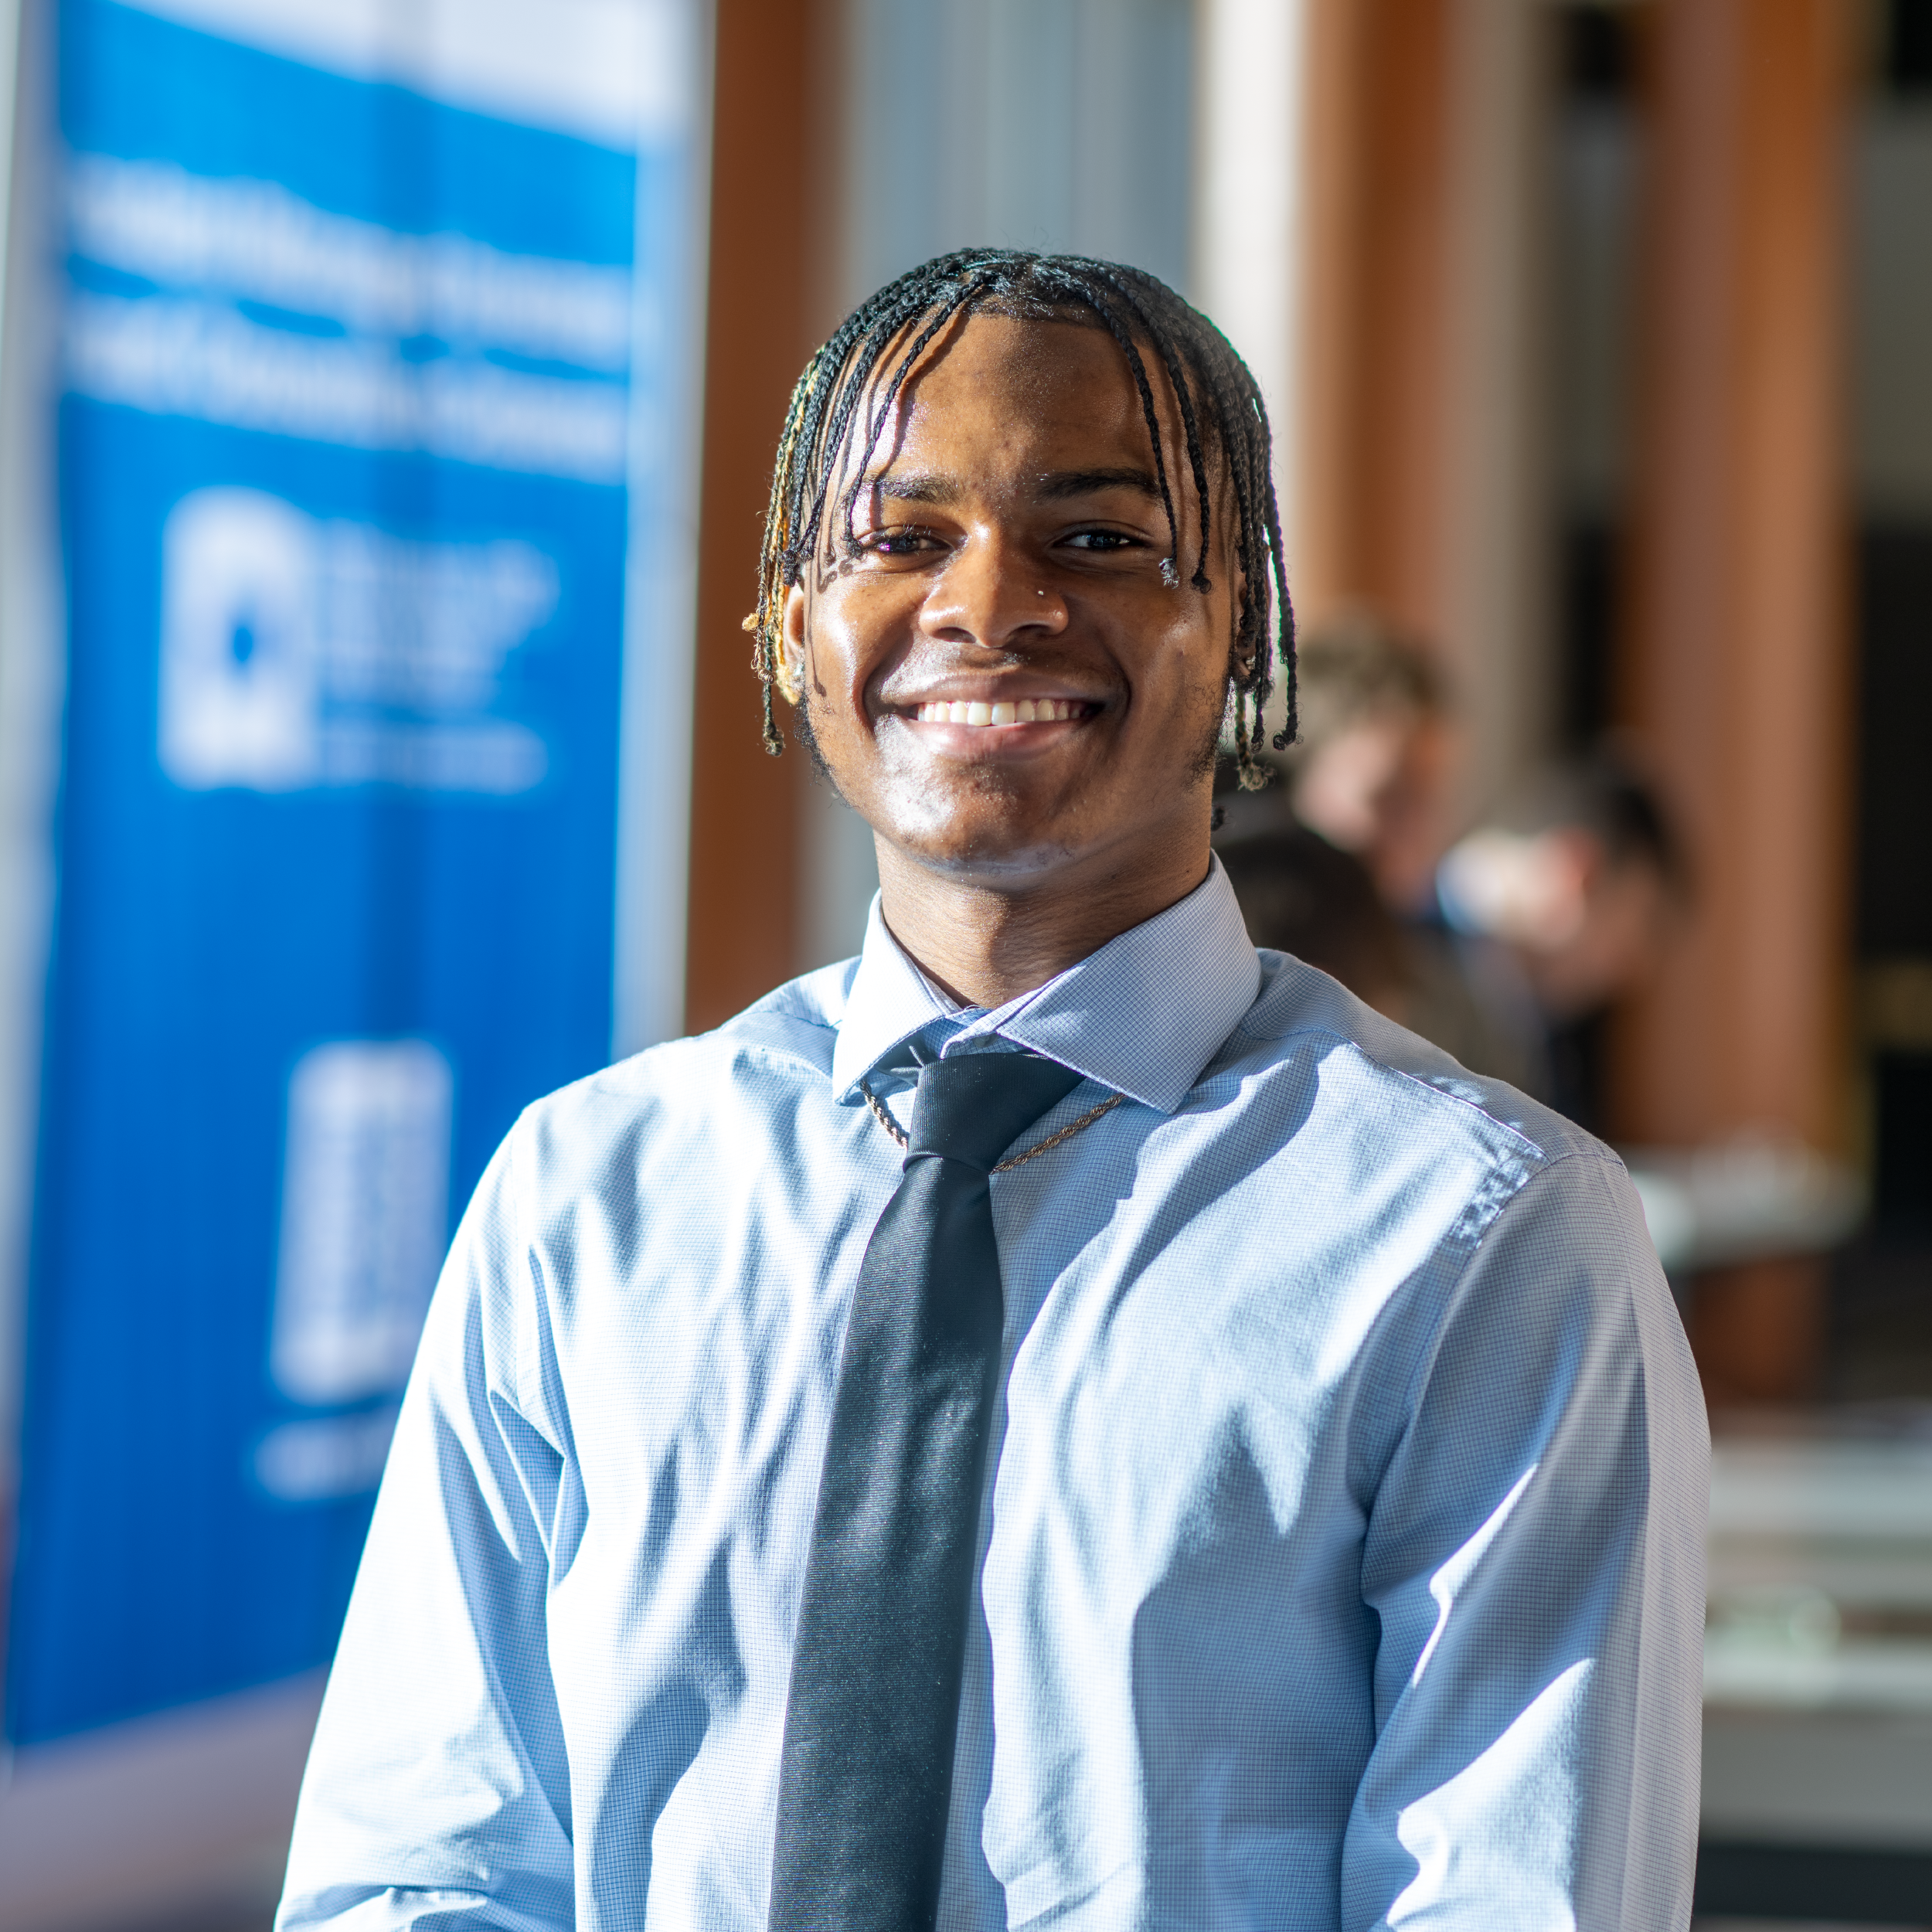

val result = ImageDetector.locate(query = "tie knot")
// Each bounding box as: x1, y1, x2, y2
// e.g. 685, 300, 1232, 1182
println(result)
905, 1052, 1086, 1172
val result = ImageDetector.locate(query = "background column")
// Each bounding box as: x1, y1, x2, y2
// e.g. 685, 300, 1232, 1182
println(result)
1288, 0, 1553, 811
1614, 0, 1855, 1400
1294, 0, 1454, 645
684, 0, 837, 1032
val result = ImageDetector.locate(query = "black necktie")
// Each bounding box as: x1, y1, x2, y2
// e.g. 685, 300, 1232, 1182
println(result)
769, 1050, 1085, 1932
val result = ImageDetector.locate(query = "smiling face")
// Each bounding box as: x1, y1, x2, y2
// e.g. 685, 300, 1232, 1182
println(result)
783, 311, 1240, 927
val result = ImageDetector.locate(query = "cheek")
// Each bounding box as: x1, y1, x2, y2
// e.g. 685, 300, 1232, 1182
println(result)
1121, 599, 1231, 709
805, 579, 916, 709
799, 611, 869, 720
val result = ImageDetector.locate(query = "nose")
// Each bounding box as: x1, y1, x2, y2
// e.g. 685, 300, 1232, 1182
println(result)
917, 530, 1068, 652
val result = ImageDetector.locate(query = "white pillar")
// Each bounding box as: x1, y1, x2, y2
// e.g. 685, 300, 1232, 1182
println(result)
1192, 0, 1310, 603
612, 0, 711, 1054
0, 0, 61, 1499
0, 0, 19, 377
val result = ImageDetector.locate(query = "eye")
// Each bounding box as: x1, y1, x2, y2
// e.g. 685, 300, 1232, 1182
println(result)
1061, 529, 1143, 553
859, 526, 945, 558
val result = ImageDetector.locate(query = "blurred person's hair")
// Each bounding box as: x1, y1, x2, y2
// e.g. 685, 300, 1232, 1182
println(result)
1285, 609, 1447, 765
745, 248, 1296, 789
1216, 825, 1411, 1014
1495, 749, 1689, 898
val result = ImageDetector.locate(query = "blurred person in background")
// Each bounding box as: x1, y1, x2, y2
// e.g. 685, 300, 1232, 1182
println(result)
277, 251, 1705, 1932
1222, 618, 1682, 1130
1270, 608, 1458, 916
1219, 612, 1543, 1088
1434, 754, 1688, 1132
1214, 824, 1413, 1023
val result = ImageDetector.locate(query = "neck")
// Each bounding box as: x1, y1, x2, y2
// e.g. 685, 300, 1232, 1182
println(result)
873, 828, 1213, 1011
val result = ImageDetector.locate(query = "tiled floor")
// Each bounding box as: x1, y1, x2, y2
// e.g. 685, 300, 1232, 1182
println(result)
1696, 1923, 1928, 1931
1705, 1421, 1932, 1727
1699, 1407, 1932, 1927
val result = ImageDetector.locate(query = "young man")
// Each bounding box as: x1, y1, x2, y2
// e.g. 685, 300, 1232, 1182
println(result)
278, 253, 1707, 1932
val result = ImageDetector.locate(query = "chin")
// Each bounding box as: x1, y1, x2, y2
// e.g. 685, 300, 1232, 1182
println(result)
880, 806, 1090, 885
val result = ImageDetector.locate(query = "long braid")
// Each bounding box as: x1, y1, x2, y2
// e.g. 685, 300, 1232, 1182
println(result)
745, 249, 1294, 785
1041, 274, 1186, 589
1089, 267, 1215, 594
838, 279, 998, 557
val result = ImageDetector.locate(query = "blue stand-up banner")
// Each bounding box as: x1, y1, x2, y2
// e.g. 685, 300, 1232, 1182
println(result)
5, 0, 694, 1744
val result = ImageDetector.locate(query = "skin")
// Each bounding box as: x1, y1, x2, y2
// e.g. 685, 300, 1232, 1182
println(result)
781, 312, 1243, 1009
1294, 704, 1458, 915
1512, 834, 1675, 1021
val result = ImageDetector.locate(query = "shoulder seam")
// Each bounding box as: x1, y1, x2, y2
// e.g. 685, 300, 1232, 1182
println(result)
712, 1033, 838, 1086
1233, 1015, 1573, 1167
1391, 1149, 1625, 1434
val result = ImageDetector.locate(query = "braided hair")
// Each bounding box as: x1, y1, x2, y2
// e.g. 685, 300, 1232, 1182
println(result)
742, 248, 1295, 789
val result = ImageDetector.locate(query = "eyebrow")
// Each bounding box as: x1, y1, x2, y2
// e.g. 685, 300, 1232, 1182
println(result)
1036, 466, 1162, 502
868, 466, 1163, 507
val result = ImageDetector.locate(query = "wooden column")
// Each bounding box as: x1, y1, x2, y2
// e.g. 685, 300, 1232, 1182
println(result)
1296, 0, 1454, 642
1291, 0, 1553, 807
1615, 0, 1855, 1400
684, 0, 834, 1032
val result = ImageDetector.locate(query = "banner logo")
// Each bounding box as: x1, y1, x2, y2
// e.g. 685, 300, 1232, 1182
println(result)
159, 487, 557, 793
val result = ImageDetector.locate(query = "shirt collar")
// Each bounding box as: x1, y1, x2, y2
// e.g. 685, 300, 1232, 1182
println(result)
829, 856, 1260, 1115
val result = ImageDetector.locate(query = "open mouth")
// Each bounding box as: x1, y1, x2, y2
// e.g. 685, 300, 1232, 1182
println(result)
908, 698, 1095, 726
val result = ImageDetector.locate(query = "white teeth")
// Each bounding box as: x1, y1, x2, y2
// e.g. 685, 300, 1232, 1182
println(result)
911, 697, 1083, 725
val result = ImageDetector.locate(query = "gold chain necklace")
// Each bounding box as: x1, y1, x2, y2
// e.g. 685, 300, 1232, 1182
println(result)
858, 1079, 1124, 1174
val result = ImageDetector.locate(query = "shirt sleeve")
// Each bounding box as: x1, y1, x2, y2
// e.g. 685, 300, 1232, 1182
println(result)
1342, 1150, 1709, 1932
277, 1122, 578, 1932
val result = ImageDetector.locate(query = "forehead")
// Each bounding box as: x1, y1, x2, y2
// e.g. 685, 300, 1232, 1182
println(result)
859, 311, 1162, 474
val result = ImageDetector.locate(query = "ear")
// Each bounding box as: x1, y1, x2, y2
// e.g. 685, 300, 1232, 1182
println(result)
778, 583, 808, 705
1227, 631, 1257, 693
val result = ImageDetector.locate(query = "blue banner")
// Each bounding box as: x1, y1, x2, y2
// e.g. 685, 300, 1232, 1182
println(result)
5, 0, 693, 1744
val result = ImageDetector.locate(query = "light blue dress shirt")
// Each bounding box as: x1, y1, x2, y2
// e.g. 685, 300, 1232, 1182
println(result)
278, 859, 1708, 1932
